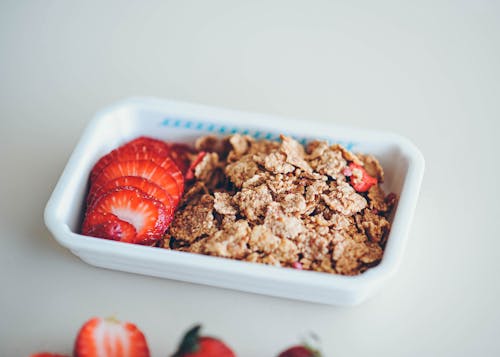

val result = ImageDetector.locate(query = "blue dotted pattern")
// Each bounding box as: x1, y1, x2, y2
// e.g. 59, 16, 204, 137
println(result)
161, 117, 356, 150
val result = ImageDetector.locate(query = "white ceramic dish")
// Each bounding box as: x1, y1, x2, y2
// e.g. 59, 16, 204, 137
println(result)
44, 97, 424, 306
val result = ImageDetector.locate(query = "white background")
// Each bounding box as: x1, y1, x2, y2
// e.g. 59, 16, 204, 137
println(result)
1, 1, 499, 356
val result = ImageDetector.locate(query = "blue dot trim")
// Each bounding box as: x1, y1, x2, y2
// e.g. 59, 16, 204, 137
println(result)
160, 117, 356, 149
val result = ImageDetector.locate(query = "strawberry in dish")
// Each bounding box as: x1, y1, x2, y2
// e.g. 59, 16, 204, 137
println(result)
83, 187, 171, 245
91, 160, 181, 206
81, 136, 195, 245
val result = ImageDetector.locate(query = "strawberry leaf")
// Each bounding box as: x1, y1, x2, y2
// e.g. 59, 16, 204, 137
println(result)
172, 325, 201, 356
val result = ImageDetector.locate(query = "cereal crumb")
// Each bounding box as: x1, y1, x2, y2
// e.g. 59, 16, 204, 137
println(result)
225, 155, 260, 188
358, 153, 384, 182
264, 203, 304, 239
213, 192, 238, 215
203, 220, 251, 259
233, 184, 273, 221
322, 181, 367, 216
169, 194, 216, 243
280, 135, 313, 172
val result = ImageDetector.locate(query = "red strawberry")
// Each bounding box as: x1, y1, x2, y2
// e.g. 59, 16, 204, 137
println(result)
82, 211, 137, 243
125, 139, 185, 192
74, 317, 150, 357
172, 325, 235, 357
278, 345, 321, 357
88, 187, 171, 244
87, 176, 175, 213
90, 148, 184, 195
89, 137, 170, 183
347, 162, 378, 193
92, 160, 181, 205
126, 136, 171, 155
30, 353, 69, 357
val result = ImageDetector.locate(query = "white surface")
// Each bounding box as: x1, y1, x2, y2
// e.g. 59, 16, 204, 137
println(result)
0, 0, 499, 355
44, 97, 424, 306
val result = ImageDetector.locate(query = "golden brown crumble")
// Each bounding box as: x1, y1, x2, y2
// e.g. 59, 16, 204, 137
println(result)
161, 134, 397, 276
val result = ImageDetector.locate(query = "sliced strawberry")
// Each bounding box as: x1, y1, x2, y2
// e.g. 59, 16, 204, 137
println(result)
125, 136, 170, 155
74, 317, 150, 357
126, 138, 188, 185
92, 160, 181, 205
90, 187, 170, 244
82, 211, 137, 243
87, 176, 175, 214
89, 137, 169, 183
157, 157, 184, 195
103, 185, 174, 227
90, 146, 184, 194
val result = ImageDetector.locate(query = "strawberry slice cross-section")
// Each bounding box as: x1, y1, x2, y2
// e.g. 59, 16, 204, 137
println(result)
126, 136, 171, 155
92, 160, 181, 206
89, 139, 184, 194
82, 211, 137, 243
87, 175, 175, 214
74, 316, 150, 357
86, 187, 171, 245
89, 137, 170, 182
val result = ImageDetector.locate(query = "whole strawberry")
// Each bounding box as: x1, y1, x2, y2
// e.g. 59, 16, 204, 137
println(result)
74, 316, 150, 357
172, 325, 235, 357
278, 344, 322, 357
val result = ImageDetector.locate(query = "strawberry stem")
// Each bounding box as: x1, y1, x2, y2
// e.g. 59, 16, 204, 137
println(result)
302, 332, 323, 357
304, 344, 322, 357
105, 316, 120, 324
172, 325, 201, 356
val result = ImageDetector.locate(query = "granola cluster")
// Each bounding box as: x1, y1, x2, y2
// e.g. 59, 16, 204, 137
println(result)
161, 134, 396, 275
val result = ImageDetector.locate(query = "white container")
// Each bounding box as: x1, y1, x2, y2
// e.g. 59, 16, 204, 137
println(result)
44, 97, 424, 306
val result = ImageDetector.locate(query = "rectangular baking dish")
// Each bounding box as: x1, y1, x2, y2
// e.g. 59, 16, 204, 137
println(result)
44, 97, 424, 306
